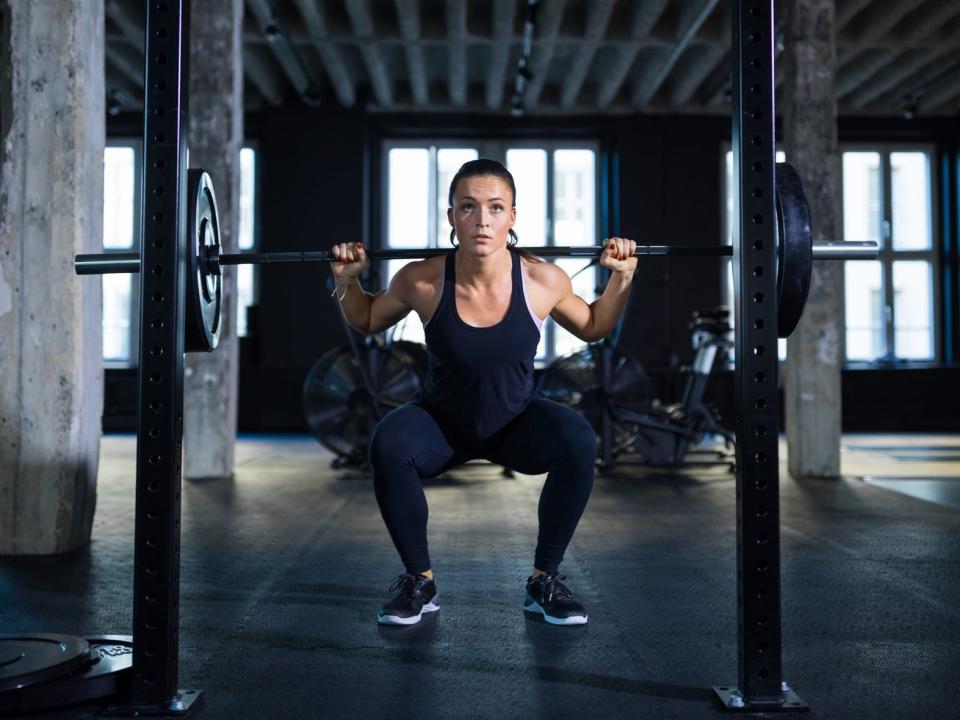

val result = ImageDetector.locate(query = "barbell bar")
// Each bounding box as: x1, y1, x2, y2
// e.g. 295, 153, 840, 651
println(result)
74, 241, 877, 276
75, 164, 878, 353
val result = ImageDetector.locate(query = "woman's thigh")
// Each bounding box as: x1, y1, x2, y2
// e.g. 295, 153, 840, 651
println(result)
369, 402, 472, 478
484, 398, 597, 475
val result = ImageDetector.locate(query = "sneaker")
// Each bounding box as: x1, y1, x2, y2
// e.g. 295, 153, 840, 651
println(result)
523, 573, 588, 626
377, 573, 439, 625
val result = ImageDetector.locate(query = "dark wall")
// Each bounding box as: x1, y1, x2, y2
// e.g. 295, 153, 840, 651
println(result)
105, 108, 960, 433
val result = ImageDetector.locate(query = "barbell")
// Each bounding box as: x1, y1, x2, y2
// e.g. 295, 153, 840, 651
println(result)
76, 164, 877, 353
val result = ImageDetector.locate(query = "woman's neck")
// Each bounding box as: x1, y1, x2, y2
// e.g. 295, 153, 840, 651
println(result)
455, 246, 512, 290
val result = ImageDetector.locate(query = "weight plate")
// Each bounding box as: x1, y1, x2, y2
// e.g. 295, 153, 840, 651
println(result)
185, 169, 223, 353
775, 162, 814, 338
0, 636, 132, 713
0, 634, 91, 693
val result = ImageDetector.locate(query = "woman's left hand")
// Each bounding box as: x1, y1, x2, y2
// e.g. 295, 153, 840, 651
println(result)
598, 237, 637, 274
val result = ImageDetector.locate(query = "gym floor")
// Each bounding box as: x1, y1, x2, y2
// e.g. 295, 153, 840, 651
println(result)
3, 434, 959, 719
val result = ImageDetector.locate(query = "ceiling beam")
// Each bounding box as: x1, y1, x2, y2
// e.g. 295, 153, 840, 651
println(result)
522, 0, 566, 109
104, 0, 144, 53
446, 0, 468, 107
835, 49, 892, 98
835, 0, 874, 33
633, 0, 720, 108
246, 0, 322, 106
394, 0, 429, 107
842, 49, 941, 108
106, 44, 144, 89
844, 0, 928, 47
560, 0, 617, 108
595, 0, 671, 108
486, 0, 516, 109
344, 0, 392, 107
291, 0, 356, 107
869, 51, 960, 110
669, 44, 726, 105
243, 46, 285, 107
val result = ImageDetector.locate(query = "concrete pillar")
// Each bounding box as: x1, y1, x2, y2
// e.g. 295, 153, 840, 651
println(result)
184, 0, 243, 479
0, 1, 105, 553
782, 0, 844, 478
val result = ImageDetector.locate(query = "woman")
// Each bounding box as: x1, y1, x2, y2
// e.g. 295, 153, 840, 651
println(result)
330, 159, 636, 626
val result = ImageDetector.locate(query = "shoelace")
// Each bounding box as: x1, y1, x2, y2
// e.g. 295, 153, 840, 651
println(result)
537, 574, 576, 604
389, 573, 425, 598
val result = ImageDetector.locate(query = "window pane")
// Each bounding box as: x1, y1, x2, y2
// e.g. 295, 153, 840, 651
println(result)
388, 149, 430, 248
238, 147, 256, 251
506, 149, 547, 245
844, 260, 884, 360
384, 258, 424, 345
237, 147, 257, 337
552, 259, 596, 359
236, 264, 253, 338
437, 148, 478, 247
843, 152, 882, 246
893, 260, 933, 359
103, 274, 132, 361
891, 151, 931, 251
554, 149, 595, 246
103, 146, 135, 249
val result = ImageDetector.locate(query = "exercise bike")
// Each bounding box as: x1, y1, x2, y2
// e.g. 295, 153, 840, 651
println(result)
537, 307, 735, 472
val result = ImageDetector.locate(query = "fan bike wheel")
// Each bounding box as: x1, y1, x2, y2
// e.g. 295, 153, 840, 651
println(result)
537, 345, 654, 457
303, 344, 423, 465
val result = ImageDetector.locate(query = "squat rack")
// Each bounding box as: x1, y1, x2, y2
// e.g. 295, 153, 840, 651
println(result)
120, 0, 803, 714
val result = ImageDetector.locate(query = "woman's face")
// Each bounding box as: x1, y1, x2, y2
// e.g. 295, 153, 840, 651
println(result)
448, 175, 516, 256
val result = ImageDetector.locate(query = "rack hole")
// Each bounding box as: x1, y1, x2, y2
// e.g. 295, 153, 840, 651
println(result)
148, 454, 161, 465
152, 265, 163, 275
756, 480, 768, 490
149, 427, 161, 438
153, 185, 165, 196
750, 84, 761, 94
752, 135, 762, 146
750, 58, 761, 68
752, 188, 762, 198
755, 398, 767, 409
150, 346, 163, 357
151, 319, 164, 329
759, 669, 769, 679
758, 614, 769, 626
146, 537, 159, 548
754, 319, 764, 329
153, 159, 165, 170
749, 31, 761, 42
152, 292, 164, 304
753, 240, 763, 250
754, 371, 766, 382
752, 213, 763, 224
149, 372, 162, 383
752, 161, 763, 172
757, 587, 769, 598
757, 533, 768, 544
154, 107, 165, 117
752, 110, 763, 120
152, 212, 163, 223
155, 80, 166, 91
754, 451, 767, 463
753, 292, 764, 304
153, 238, 164, 249
755, 424, 767, 436
156, 27, 167, 38
153, 133, 165, 144
753, 345, 765, 356
753, 266, 763, 277
155, 54, 166, 64
757, 505, 768, 517
758, 641, 768, 652
147, 510, 159, 520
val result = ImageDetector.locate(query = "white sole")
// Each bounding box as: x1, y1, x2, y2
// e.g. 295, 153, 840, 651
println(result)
523, 599, 588, 626
377, 598, 440, 626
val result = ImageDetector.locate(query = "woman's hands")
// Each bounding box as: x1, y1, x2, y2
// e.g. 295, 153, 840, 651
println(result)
598, 237, 637, 274
330, 242, 370, 280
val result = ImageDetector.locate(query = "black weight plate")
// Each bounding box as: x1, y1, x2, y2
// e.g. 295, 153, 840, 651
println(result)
0, 636, 132, 713
0, 634, 91, 693
775, 162, 814, 338
185, 169, 223, 353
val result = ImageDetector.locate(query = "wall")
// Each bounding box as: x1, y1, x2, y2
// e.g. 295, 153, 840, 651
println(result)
104, 109, 960, 433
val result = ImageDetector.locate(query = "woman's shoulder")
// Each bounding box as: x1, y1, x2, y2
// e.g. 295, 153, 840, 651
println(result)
520, 254, 568, 289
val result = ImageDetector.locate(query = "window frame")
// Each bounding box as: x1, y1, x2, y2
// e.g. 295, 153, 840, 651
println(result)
103, 137, 142, 369
840, 142, 941, 365
379, 138, 601, 367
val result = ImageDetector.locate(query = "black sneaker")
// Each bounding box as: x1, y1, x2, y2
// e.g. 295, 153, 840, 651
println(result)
377, 573, 439, 625
524, 573, 588, 626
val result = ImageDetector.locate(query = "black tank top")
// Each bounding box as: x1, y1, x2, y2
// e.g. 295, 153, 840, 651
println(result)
417, 248, 543, 439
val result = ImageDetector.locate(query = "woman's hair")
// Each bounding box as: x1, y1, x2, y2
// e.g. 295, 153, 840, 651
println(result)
447, 158, 543, 264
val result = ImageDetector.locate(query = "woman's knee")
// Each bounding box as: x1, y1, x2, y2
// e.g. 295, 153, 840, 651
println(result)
555, 411, 598, 461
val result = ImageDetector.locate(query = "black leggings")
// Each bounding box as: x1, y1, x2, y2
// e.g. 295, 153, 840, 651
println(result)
369, 397, 597, 575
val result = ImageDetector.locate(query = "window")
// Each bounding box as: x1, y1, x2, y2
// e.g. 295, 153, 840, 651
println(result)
843, 148, 937, 361
102, 142, 140, 364
723, 148, 787, 360
237, 146, 257, 337
383, 141, 599, 365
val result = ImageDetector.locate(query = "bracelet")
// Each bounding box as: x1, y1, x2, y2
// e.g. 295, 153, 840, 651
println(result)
330, 278, 356, 302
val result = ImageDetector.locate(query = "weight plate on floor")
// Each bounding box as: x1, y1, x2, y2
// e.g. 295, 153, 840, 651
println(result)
185, 169, 223, 353
775, 162, 814, 339
0, 634, 91, 693
0, 636, 132, 713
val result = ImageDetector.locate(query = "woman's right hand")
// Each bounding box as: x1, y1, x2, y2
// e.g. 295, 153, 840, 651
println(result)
330, 242, 370, 282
